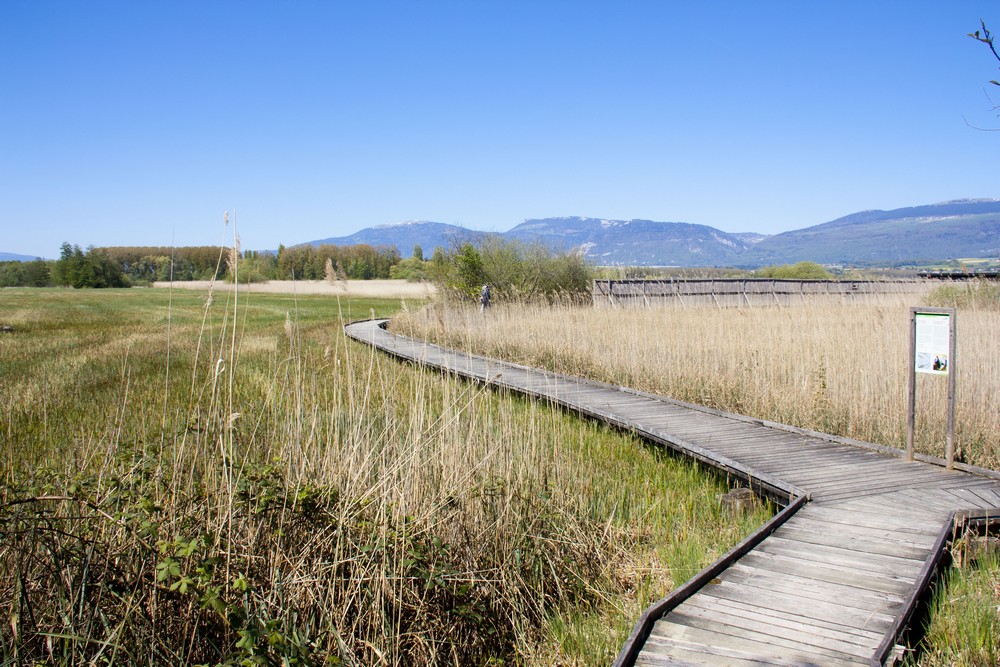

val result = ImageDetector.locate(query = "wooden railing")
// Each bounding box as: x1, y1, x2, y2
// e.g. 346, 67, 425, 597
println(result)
593, 278, 926, 308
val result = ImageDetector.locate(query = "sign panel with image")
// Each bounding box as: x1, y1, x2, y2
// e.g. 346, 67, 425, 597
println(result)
914, 312, 950, 375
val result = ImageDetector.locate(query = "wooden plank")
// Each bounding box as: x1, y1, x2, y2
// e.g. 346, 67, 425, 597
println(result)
819, 491, 947, 514
805, 468, 960, 495
637, 635, 854, 667
732, 449, 886, 472
720, 562, 905, 611
757, 536, 925, 577
682, 593, 884, 644
773, 523, 935, 557
734, 550, 916, 597
697, 576, 896, 628
730, 458, 874, 482
944, 487, 1000, 509
882, 488, 973, 514
796, 505, 944, 534
667, 426, 783, 441
704, 444, 842, 462
633, 650, 705, 667
819, 503, 951, 532
695, 435, 836, 453
669, 602, 879, 658
819, 479, 986, 505
775, 462, 923, 487
966, 486, 1000, 508
648, 618, 868, 667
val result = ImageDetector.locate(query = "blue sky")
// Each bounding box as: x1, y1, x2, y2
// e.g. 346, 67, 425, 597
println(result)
3, 1, 1000, 258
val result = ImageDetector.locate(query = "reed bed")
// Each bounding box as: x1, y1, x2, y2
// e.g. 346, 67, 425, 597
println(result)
394, 293, 1000, 470
0, 288, 767, 665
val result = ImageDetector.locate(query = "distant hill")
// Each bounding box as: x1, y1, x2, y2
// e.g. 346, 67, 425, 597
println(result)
742, 199, 1000, 266
0, 252, 43, 262
297, 199, 1000, 267
505, 217, 758, 266
302, 221, 491, 256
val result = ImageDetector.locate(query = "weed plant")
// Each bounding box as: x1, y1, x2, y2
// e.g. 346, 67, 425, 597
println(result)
0, 287, 767, 665
395, 294, 1000, 469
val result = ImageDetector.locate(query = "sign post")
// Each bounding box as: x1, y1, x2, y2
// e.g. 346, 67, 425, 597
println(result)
906, 307, 957, 467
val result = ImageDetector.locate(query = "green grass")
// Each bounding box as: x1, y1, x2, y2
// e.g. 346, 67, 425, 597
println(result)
0, 287, 769, 665
906, 536, 1000, 667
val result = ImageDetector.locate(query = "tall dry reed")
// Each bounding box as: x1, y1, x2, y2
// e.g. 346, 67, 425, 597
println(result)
394, 294, 1000, 470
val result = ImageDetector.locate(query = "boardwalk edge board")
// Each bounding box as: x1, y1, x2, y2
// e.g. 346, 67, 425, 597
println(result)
610, 495, 809, 667
613, 385, 1000, 482
345, 318, 1000, 667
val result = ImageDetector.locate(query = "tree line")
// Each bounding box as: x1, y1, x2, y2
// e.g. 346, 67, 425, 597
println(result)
1, 238, 595, 304
0, 243, 405, 287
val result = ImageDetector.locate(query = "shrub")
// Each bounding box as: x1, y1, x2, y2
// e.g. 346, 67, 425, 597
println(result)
430, 238, 593, 305
757, 261, 833, 280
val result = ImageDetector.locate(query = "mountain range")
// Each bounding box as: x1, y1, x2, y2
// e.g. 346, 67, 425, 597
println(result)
0, 252, 42, 262
304, 199, 1000, 267
5, 199, 1000, 268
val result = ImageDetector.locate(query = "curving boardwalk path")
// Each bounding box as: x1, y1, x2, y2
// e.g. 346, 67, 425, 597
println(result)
345, 319, 1000, 667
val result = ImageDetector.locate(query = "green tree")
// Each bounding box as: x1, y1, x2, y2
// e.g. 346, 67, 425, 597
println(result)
53, 243, 129, 288
21, 259, 52, 286
0, 259, 52, 287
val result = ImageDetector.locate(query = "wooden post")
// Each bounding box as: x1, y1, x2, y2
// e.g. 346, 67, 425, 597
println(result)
907, 307, 957, 467
906, 308, 917, 462
945, 311, 957, 469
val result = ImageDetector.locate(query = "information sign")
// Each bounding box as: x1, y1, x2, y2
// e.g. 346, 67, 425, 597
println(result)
906, 307, 957, 467
914, 312, 950, 375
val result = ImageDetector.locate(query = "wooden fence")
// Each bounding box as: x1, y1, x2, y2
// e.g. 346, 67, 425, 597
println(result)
592, 278, 927, 308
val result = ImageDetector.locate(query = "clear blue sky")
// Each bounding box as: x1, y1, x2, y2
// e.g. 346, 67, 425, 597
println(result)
3, 1, 999, 258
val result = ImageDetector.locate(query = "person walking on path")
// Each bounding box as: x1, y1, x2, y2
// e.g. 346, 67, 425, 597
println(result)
479, 284, 491, 312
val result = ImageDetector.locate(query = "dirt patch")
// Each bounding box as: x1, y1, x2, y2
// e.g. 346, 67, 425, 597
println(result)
152, 279, 436, 299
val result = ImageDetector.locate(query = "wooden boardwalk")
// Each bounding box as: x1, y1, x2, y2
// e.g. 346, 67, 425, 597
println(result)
345, 319, 1000, 667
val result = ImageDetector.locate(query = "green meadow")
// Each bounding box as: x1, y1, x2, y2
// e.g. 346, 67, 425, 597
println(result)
0, 287, 768, 665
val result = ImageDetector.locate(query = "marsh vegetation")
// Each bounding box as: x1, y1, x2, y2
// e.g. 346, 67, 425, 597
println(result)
394, 291, 1000, 470
0, 287, 766, 665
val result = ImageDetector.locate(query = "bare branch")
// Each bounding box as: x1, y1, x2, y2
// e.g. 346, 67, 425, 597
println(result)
970, 19, 1000, 86
962, 113, 1000, 131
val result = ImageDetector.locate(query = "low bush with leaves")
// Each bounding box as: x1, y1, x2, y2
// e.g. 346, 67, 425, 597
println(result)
755, 261, 833, 280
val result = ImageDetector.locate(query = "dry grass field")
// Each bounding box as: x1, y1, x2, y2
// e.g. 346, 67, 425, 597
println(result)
153, 278, 437, 299
394, 293, 1000, 476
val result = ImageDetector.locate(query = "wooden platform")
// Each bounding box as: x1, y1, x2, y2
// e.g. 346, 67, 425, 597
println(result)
345, 319, 1000, 667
